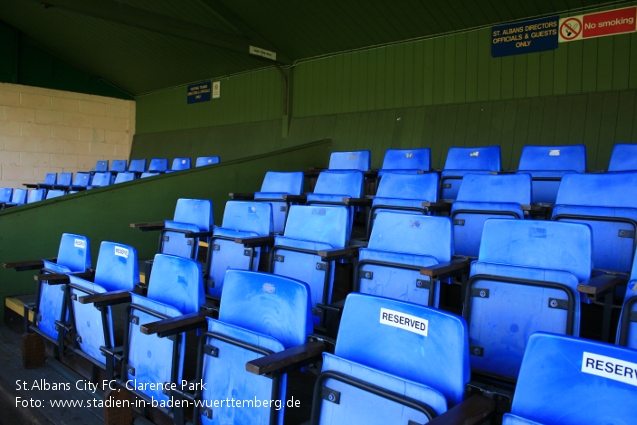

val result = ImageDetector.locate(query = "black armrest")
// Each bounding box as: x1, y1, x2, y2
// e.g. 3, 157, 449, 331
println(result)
183, 230, 213, 239
520, 204, 551, 213
364, 170, 378, 179
130, 221, 165, 231
50, 184, 70, 190
426, 394, 495, 425
79, 290, 132, 308
68, 185, 87, 191
140, 310, 212, 338
282, 194, 307, 203
343, 197, 372, 207
246, 341, 326, 377
421, 259, 471, 281
33, 271, 72, 283
3, 258, 54, 271
318, 246, 360, 261
23, 183, 39, 189
229, 192, 255, 200
422, 201, 452, 212
234, 235, 275, 248
578, 274, 627, 298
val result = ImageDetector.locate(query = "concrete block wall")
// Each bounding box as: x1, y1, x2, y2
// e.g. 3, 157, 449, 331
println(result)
0, 82, 135, 189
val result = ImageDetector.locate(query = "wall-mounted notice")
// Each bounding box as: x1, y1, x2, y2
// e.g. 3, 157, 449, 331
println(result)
212, 81, 220, 99
187, 81, 211, 104
492, 15, 559, 57
559, 6, 637, 43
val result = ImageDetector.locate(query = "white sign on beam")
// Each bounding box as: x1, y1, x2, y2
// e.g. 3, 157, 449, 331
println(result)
249, 45, 277, 61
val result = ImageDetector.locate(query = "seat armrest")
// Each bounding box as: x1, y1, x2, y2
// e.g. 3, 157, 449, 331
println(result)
520, 204, 551, 213
422, 201, 452, 213
578, 275, 627, 298
68, 185, 87, 191
234, 235, 275, 248
421, 259, 471, 280
318, 246, 360, 261
343, 197, 372, 207
3, 258, 53, 271
130, 221, 165, 231
79, 290, 132, 308
228, 192, 255, 200
23, 183, 39, 189
426, 394, 495, 425
140, 310, 212, 338
246, 341, 326, 377
282, 194, 307, 203
364, 170, 378, 179
183, 230, 213, 239
33, 271, 71, 283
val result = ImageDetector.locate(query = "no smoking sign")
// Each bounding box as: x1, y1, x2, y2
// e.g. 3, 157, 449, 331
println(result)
560, 17, 582, 40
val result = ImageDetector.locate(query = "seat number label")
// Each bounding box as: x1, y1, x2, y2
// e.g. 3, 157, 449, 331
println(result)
582, 352, 637, 387
380, 308, 428, 337
114, 246, 129, 259
74, 239, 86, 249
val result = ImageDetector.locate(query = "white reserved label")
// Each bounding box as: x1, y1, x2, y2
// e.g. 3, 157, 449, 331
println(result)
114, 246, 129, 259
380, 308, 428, 337
582, 352, 637, 387
470, 151, 480, 157
549, 149, 561, 156
74, 239, 86, 249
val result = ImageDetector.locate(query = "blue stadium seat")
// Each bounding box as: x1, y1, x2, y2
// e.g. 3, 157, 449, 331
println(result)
114, 172, 135, 184
92, 160, 109, 173
311, 293, 470, 424
517, 145, 586, 205
328, 150, 371, 171
89, 172, 113, 188
205, 201, 272, 299
69, 172, 91, 192
252, 171, 304, 233
617, 252, 637, 349
195, 156, 220, 167
440, 146, 501, 202
28, 234, 92, 346
128, 158, 147, 174
65, 242, 138, 375
148, 157, 169, 173
369, 172, 440, 236
54, 172, 73, 190
0, 188, 13, 204
159, 198, 213, 260
110, 159, 127, 173
503, 332, 637, 425
45, 189, 66, 199
24, 172, 57, 190
2, 188, 27, 208
378, 147, 431, 176
119, 254, 204, 404
140, 172, 158, 178
552, 172, 637, 276
27, 188, 46, 203
191, 270, 313, 425
452, 173, 531, 258
608, 143, 637, 172
358, 213, 454, 308
463, 219, 592, 381
271, 205, 350, 327
167, 157, 191, 172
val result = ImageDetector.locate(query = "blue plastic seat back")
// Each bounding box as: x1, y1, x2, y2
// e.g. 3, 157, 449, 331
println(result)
90, 172, 112, 187
110, 159, 127, 172
311, 170, 364, 199
206, 201, 272, 298
441, 146, 501, 201
114, 172, 135, 184
173, 198, 213, 231
314, 293, 469, 425
58, 172, 73, 187
360, 213, 453, 308
371, 172, 439, 226
28, 189, 46, 203
67, 242, 138, 364
466, 219, 592, 380
140, 172, 158, 178
195, 156, 220, 167
552, 172, 637, 274
254, 171, 305, 233
0, 188, 13, 203
160, 199, 213, 259
608, 143, 637, 172
128, 158, 146, 173
617, 253, 637, 349
94, 160, 108, 172
199, 270, 312, 425
272, 205, 349, 326
45, 189, 65, 199
503, 332, 637, 425
452, 173, 531, 258
37, 233, 91, 341
148, 158, 168, 172
9, 188, 27, 205
43, 173, 57, 185
517, 145, 586, 204
72, 172, 91, 188
379, 147, 431, 174
170, 157, 191, 171
126, 254, 203, 402
328, 150, 371, 171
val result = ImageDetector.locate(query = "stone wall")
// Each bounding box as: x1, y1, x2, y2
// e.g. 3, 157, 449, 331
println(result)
0, 82, 135, 188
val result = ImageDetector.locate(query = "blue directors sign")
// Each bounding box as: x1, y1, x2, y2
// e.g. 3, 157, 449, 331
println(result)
492, 16, 559, 57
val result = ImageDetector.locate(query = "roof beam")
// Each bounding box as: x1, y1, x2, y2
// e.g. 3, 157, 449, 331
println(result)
34, 0, 260, 57
196, 0, 292, 64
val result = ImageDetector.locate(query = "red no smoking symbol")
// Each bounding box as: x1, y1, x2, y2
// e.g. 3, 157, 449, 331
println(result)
561, 18, 582, 40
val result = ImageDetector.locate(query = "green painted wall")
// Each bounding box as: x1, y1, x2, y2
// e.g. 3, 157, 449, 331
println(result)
0, 21, 132, 100
0, 139, 330, 321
